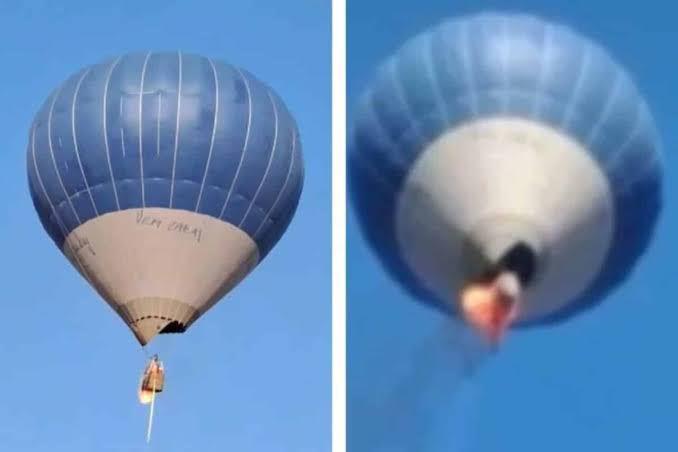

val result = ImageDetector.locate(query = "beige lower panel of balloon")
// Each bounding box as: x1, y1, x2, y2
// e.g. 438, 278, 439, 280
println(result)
396, 117, 615, 322
63, 208, 260, 345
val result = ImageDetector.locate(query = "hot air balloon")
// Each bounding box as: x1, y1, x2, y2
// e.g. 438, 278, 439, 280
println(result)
27, 52, 304, 346
350, 13, 662, 343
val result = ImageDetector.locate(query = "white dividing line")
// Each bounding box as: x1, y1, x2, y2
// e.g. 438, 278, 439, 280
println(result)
532, 24, 554, 119
350, 147, 397, 193
586, 72, 622, 147
461, 20, 478, 117
253, 128, 296, 238
501, 16, 510, 112
156, 93, 162, 157
169, 51, 184, 208
238, 90, 279, 228
120, 126, 126, 157
31, 125, 92, 285
362, 91, 409, 168
31, 126, 69, 237
219, 67, 253, 219
71, 68, 99, 216
103, 56, 123, 210
47, 85, 81, 225
560, 43, 592, 130
425, 31, 448, 125
605, 102, 643, 172
138, 51, 152, 208
195, 57, 220, 212
363, 92, 393, 149
390, 57, 424, 146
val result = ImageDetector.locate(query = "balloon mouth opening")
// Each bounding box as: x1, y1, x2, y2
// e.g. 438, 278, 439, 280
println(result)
122, 298, 199, 345
493, 241, 537, 286
159, 321, 186, 334
131, 318, 189, 346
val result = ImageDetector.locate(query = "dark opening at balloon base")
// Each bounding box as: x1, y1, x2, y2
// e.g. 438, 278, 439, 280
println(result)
159, 321, 186, 334
495, 241, 537, 286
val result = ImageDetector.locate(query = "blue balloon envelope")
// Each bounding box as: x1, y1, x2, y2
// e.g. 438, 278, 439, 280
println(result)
350, 13, 662, 328
28, 52, 304, 344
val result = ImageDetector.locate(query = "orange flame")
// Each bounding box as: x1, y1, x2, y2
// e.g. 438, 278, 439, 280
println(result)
139, 389, 155, 405
460, 273, 520, 344
138, 359, 164, 405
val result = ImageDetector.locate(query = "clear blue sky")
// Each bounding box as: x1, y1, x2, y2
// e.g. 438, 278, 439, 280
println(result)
0, 1, 330, 451
348, 1, 677, 451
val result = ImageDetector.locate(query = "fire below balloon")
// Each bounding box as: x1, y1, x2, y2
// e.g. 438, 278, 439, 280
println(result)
460, 272, 521, 344
138, 390, 154, 405
139, 355, 165, 443
138, 355, 165, 404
